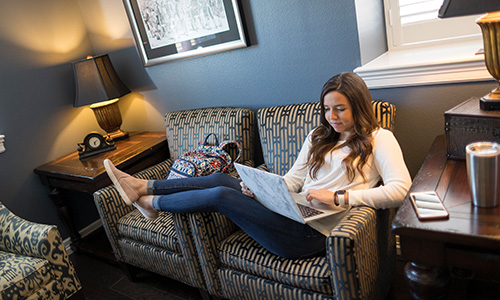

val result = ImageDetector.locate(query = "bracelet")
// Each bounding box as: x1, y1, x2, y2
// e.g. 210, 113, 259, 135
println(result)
333, 192, 339, 206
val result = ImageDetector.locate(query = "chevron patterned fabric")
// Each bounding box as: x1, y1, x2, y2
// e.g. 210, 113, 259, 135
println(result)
219, 230, 333, 294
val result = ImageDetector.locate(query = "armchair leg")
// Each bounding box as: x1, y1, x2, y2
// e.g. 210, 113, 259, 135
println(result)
198, 289, 225, 300
120, 262, 139, 282
199, 289, 212, 300
68, 289, 86, 300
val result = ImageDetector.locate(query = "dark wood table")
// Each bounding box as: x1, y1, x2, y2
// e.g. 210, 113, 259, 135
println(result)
34, 132, 169, 256
393, 135, 500, 300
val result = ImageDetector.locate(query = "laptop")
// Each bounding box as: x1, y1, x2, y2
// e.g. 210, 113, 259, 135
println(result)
234, 163, 343, 224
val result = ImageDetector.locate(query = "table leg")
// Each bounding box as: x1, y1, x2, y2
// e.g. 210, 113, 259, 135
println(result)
405, 262, 450, 300
48, 187, 82, 250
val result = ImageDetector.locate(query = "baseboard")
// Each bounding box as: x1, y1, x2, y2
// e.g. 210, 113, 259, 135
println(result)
64, 219, 103, 255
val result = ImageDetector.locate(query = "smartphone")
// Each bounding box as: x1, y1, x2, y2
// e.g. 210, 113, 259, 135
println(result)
409, 191, 449, 221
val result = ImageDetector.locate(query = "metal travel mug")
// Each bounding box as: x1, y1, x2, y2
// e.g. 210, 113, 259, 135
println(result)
465, 142, 500, 208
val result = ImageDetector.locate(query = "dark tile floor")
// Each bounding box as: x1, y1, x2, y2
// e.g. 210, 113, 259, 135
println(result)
69, 231, 412, 300
69, 231, 498, 300
70, 251, 205, 300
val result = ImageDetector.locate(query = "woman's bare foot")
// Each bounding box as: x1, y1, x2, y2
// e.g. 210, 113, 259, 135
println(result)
103, 159, 148, 205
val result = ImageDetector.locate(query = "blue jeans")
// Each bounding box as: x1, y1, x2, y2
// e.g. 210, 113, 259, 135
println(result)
149, 173, 325, 259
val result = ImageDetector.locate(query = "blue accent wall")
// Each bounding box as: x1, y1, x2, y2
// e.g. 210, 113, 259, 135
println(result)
129, 0, 362, 112
0, 0, 496, 240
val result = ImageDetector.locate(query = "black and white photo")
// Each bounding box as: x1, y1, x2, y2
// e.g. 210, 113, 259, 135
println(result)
124, 0, 246, 66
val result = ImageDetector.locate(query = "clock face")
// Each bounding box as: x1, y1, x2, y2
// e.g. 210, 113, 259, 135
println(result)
78, 132, 115, 160
88, 136, 102, 149
84, 133, 105, 150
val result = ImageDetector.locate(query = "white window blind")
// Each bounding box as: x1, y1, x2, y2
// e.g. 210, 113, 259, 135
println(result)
385, 0, 483, 50
399, 0, 442, 24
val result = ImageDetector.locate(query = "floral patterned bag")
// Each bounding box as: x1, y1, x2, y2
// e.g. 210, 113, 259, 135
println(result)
167, 133, 242, 179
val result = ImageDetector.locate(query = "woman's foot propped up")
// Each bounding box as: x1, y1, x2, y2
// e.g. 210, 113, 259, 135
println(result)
103, 159, 157, 220
103, 159, 142, 205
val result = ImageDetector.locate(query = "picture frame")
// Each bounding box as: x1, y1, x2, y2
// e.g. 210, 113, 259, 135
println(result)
123, 0, 247, 66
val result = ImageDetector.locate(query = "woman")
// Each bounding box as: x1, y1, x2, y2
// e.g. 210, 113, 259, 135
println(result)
104, 72, 412, 259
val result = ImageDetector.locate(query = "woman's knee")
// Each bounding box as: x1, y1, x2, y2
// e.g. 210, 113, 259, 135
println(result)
209, 186, 240, 199
208, 173, 241, 189
208, 172, 229, 182
206, 186, 250, 210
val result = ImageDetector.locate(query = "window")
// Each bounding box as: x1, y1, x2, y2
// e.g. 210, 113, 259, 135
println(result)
386, 0, 482, 49
354, 0, 492, 88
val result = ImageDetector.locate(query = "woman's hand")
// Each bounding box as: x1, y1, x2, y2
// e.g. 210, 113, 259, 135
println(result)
306, 189, 335, 205
240, 181, 255, 198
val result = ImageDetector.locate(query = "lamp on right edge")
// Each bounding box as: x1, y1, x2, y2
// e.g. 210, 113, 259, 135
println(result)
476, 11, 500, 110
439, 0, 500, 111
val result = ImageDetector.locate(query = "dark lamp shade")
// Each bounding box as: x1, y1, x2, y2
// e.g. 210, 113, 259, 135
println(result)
72, 54, 130, 107
439, 0, 500, 18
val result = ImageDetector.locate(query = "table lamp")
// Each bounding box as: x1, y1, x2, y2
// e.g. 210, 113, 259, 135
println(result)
72, 54, 131, 140
439, 0, 500, 111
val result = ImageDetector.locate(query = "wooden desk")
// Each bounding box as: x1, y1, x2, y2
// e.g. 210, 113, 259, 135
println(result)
393, 135, 500, 299
35, 132, 169, 254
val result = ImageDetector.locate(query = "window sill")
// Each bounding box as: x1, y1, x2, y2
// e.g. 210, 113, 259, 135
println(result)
354, 40, 493, 89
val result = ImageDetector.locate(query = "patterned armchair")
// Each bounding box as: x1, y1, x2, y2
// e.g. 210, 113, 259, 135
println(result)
190, 101, 398, 300
0, 201, 82, 300
93, 107, 256, 296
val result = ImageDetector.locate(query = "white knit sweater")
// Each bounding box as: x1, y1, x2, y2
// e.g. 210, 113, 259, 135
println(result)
283, 128, 412, 234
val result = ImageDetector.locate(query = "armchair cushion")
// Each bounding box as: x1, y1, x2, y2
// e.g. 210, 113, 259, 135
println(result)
0, 252, 52, 299
219, 231, 333, 295
219, 269, 334, 300
117, 210, 180, 253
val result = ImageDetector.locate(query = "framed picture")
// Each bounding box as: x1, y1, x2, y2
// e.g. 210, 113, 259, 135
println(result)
123, 0, 247, 66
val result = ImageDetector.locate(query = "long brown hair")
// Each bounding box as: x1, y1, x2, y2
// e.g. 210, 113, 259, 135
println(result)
306, 72, 379, 182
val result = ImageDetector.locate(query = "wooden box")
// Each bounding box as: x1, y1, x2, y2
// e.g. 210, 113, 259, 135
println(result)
445, 97, 500, 159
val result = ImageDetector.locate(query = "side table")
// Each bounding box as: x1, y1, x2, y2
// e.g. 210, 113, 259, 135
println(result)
34, 131, 169, 257
393, 135, 500, 299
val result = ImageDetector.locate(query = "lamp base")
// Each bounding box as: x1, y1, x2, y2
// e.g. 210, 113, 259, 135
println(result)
90, 99, 129, 140
107, 129, 129, 141
480, 88, 500, 111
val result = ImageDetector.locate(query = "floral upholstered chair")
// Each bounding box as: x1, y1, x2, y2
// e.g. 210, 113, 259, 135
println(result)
0, 202, 82, 299
190, 101, 398, 300
93, 107, 256, 297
